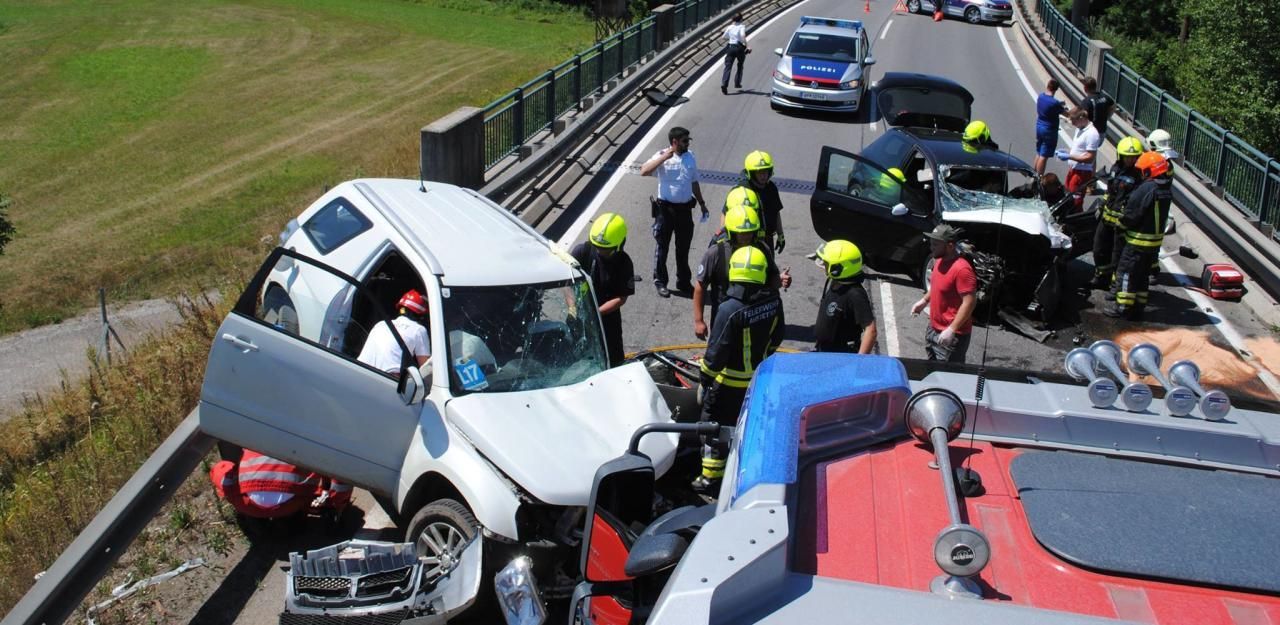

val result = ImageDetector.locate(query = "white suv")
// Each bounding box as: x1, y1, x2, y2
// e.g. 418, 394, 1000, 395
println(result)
199, 179, 677, 613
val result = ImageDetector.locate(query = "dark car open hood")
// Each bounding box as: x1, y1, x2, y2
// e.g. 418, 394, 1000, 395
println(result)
874, 72, 973, 132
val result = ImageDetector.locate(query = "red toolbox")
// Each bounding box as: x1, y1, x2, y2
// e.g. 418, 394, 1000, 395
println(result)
1201, 263, 1244, 300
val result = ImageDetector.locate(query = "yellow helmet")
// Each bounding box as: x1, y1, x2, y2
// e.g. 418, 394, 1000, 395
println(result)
816, 239, 863, 279
744, 150, 774, 173
724, 203, 762, 234
724, 186, 760, 213
588, 212, 627, 249
728, 246, 768, 285
963, 120, 991, 143
887, 167, 906, 183
1116, 136, 1144, 157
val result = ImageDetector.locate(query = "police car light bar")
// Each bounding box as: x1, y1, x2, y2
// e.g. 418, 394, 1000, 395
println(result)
800, 15, 863, 30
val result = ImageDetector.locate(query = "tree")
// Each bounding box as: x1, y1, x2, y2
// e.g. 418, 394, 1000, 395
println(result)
0, 193, 14, 257
1173, 0, 1280, 156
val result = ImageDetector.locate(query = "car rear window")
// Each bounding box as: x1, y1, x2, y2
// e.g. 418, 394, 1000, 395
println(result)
302, 198, 372, 255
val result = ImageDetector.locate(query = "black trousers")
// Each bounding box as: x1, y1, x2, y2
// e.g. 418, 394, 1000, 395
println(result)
699, 381, 747, 471
652, 200, 694, 288
721, 43, 746, 88
601, 311, 624, 368
1092, 221, 1125, 284
1112, 244, 1156, 317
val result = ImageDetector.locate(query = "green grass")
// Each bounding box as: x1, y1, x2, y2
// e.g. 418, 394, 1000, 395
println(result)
0, 0, 594, 333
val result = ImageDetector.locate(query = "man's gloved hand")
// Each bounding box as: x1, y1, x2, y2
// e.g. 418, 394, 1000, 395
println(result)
774, 232, 786, 253
938, 327, 956, 347
1054, 149, 1070, 162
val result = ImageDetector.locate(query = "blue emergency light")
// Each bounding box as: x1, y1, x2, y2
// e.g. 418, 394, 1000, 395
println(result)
800, 15, 863, 31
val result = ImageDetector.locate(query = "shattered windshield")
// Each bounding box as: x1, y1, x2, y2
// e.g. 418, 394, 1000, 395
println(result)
440, 278, 607, 395
938, 165, 1072, 247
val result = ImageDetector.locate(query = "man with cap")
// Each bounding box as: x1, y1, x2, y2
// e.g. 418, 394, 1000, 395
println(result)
571, 212, 635, 367
910, 224, 977, 363
813, 240, 877, 354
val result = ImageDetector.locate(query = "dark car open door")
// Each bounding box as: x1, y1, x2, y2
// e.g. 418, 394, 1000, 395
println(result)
811, 146, 935, 273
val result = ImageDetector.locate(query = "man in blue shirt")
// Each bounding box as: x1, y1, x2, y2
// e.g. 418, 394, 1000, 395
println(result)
1033, 78, 1066, 177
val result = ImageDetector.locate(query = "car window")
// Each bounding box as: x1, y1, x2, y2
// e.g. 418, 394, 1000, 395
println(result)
440, 278, 608, 395
302, 197, 372, 255
788, 33, 859, 61
825, 152, 902, 208
861, 133, 914, 170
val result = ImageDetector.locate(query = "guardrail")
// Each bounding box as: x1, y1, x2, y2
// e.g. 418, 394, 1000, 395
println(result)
481, 0, 734, 169
1034, 0, 1279, 241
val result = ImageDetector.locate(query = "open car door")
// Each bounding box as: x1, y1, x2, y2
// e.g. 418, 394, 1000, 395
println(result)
199, 248, 424, 496
811, 146, 935, 271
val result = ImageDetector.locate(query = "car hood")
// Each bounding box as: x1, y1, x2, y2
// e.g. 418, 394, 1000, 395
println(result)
445, 362, 677, 506
786, 57, 856, 84
942, 206, 1072, 249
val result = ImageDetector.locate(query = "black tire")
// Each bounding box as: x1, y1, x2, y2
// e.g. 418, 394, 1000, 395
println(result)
262, 285, 299, 335
965, 6, 982, 23
907, 0, 921, 13
405, 498, 480, 587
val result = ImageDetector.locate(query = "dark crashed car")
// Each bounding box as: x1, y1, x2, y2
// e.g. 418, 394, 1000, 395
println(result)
810, 72, 1098, 321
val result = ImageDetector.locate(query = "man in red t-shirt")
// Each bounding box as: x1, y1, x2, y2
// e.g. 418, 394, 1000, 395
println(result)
910, 224, 977, 362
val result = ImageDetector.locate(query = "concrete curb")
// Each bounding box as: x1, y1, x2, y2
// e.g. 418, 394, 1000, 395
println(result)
1010, 0, 1280, 329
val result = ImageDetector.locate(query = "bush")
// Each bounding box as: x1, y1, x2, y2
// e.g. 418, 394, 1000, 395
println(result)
0, 194, 14, 257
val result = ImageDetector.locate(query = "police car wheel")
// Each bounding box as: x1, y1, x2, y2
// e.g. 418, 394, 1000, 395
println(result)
965, 6, 982, 23
406, 498, 480, 587
907, 0, 920, 13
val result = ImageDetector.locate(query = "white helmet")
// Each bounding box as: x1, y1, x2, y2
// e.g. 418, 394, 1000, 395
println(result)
1147, 129, 1173, 151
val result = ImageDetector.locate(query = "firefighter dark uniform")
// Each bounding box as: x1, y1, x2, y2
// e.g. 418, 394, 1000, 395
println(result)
694, 200, 785, 340
735, 150, 785, 251
813, 240, 876, 353
695, 246, 784, 491
1109, 152, 1172, 319
571, 213, 634, 367
1091, 136, 1145, 289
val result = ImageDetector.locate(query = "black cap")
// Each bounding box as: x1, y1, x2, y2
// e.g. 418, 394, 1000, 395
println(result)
924, 224, 962, 242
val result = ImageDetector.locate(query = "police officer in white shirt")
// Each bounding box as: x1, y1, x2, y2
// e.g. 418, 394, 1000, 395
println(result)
1055, 107, 1100, 211
721, 12, 751, 94
358, 289, 431, 377
640, 126, 709, 298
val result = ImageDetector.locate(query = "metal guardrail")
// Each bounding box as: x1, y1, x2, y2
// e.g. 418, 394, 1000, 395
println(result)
481, 0, 734, 169
1035, 0, 1280, 241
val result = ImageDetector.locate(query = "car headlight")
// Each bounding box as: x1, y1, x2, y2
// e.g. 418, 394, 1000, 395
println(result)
773, 69, 791, 82
841, 79, 860, 89
495, 556, 546, 625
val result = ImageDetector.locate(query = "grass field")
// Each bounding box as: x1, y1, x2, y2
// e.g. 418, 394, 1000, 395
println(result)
0, 0, 595, 334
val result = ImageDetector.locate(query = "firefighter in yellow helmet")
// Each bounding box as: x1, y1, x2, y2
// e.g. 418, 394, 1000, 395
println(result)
1090, 136, 1144, 290
729, 150, 787, 252
813, 240, 877, 354
694, 196, 790, 340
695, 245, 784, 493
867, 166, 908, 205
962, 120, 998, 149
1107, 152, 1172, 320
570, 213, 634, 367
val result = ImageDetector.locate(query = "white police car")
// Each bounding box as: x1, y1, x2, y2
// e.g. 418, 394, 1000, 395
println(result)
905, 0, 1013, 24
771, 16, 875, 113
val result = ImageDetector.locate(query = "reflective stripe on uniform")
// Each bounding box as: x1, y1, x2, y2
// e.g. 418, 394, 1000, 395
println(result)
1124, 231, 1162, 247
701, 457, 726, 478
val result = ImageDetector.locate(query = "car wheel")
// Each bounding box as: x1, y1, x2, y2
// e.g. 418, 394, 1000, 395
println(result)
406, 498, 480, 587
907, 0, 921, 13
262, 286, 299, 335
921, 257, 935, 289
965, 6, 982, 23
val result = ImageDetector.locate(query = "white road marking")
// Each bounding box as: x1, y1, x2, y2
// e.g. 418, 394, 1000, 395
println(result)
881, 19, 893, 39
559, 1, 812, 245
879, 281, 900, 356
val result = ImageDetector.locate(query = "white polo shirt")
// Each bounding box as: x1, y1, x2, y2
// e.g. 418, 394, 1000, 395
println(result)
651, 151, 700, 203
358, 316, 430, 374
724, 23, 747, 46
1069, 125, 1101, 172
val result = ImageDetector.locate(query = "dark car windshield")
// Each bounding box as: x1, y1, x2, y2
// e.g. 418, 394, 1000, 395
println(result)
787, 33, 859, 61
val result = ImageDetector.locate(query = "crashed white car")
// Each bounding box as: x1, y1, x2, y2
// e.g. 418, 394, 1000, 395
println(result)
198, 178, 677, 616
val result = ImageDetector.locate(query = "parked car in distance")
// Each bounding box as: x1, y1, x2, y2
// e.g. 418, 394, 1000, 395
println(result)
905, 0, 1013, 23
771, 15, 875, 113
198, 178, 679, 617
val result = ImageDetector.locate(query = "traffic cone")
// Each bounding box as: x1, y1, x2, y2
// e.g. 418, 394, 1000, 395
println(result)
865, 0, 871, 13
933, 8, 944, 21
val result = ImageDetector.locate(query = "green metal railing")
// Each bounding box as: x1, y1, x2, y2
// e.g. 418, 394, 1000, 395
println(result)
482, 0, 733, 170
1035, 0, 1280, 239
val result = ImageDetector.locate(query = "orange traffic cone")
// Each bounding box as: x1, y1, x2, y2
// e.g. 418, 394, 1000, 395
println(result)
865, 0, 871, 12
933, 8, 944, 21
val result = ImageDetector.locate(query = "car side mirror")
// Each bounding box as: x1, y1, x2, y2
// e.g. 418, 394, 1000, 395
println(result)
623, 533, 689, 578
891, 203, 910, 217
864, 55, 876, 66
399, 366, 427, 404
773, 47, 783, 56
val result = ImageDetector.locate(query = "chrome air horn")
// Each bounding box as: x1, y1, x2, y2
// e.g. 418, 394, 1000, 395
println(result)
1064, 348, 1119, 408
1167, 360, 1232, 421
1088, 340, 1152, 412
1127, 343, 1198, 417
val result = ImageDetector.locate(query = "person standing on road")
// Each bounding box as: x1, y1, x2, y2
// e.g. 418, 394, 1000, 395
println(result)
813, 240, 877, 354
571, 212, 635, 368
358, 289, 431, 376
695, 246, 783, 493
1108, 152, 1172, 320
910, 225, 977, 363
693, 197, 790, 339
1033, 78, 1067, 176
1090, 136, 1145, 290
641, 126, 709, 298
1056, 107, 1100, 211
721, 12, 751, 94
732, 150, 785, 251
1081, 77, 1115, 141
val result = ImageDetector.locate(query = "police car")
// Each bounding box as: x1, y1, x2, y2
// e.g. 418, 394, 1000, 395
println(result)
771, 16, 875, 113
905, 0, 1013, 23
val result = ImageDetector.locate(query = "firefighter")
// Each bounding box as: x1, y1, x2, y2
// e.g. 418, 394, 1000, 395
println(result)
694, 245, 784, 493
570, 213, 634, 367
962, 120, 998, 150
211, 449, 352, 520
693, 196, 790, 339
732, 150, 786, 252
1090, 136, 1145, 289
1108, 151, 1172, 320
813, 240, 877, 354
